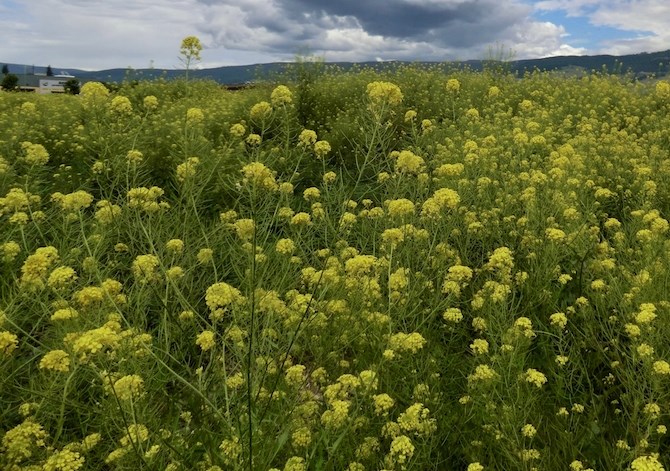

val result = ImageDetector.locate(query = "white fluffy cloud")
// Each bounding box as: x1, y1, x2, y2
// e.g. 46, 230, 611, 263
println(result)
0, 0, 657, 70
535, 0, 670, 55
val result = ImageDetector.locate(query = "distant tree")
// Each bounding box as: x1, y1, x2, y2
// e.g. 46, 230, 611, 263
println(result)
1, 64, 8, 75
1, 73, 19, 90
46, 65, 54, 76
63, 79, 80, 95
179, 36, 203, 80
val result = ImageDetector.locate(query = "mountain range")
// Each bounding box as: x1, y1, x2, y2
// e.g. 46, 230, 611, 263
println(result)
3, 49, 669, 85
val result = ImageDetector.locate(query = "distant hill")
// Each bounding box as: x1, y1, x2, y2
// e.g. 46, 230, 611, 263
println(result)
3, 49, 669, 85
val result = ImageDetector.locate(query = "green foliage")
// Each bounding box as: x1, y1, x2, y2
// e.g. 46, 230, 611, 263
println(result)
63, 79, 80, 95
1, 70, 670, 470
1, 73, 18, 90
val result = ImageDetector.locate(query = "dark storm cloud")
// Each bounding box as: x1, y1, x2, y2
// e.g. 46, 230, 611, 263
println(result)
197, 0, 531, 51
280, 0, 471, 39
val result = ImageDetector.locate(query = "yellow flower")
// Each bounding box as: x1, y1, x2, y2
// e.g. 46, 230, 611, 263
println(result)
1, 241, 21, 262
196, 330, 216, 351
468, 364, 498, 383
275, 238, 296, 255
373, 393, 395, 416
521, 424, 537, 438
143, 95, 158, 110
131, 254, 161, 283
394, 150, 425, 174
388, 435, 414, 465
321, 400, 350, 429
51, 307, 79, 321
1, 419, 48, 461
524, 368, 547, 387
250, 101, 272, 121
206, 282, 245, 314
0, 330, 19, 356
186, 107, 204, 125
176, 157, 200, 182
166, 239, 184, 254
443, 308, 463, 323
20, 246, 59, 291
241, 162, 277, 190
39, 350, 71, 372
246, 133, 262, 146
21, 141, 50, 165
470, 338, 489, 355
47, 266, 77, 289
219, 436, 242, 465
298, 129, 317, 147
230, 123, 246, 137
446, 78, 460, 93
197, 248, 214, 264
630, 454, 665, 471
80, 81, 109, 101
314, 140, 331, 158
284, 456, 307, 471
656, 81, 670, 100
397, 403, 436, 436
94, 200, 121, 224
366, 81, 403, 106
110, 95, 132, 114
112, 374, 144, 400
653, 360, 670, 375
386, 198, 415, 218
271, 85, 293, 106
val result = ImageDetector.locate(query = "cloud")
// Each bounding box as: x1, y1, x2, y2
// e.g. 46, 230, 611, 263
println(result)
0, 0, 598, 70
534, 0, 670, 54
196, 0, 583, 61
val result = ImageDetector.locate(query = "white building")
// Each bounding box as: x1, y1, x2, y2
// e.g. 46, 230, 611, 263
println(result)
16, 72, 77, 93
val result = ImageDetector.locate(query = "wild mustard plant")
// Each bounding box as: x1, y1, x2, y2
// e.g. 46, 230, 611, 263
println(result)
2, 68, 670, 470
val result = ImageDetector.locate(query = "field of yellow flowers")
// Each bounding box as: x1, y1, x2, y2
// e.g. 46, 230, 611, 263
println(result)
2, 67, 670, 470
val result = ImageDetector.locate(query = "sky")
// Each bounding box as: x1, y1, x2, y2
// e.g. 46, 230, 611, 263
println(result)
0, 0, 668, 71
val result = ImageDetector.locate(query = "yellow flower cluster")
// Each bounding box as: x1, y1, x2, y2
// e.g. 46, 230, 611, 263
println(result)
21, 141, 50, 165
19, 246, 59, 291
39, 349, 71, 372
110, 95, 132, 114
366, 81, 403, 106
127, 186, 169, 212
206, 282, 245, 320
94, 200, 122, 224
0, 330, 19, 356
524, 368, 547, 387
250, 101, 272, 122
388, 332, 426, 354
241, 161, 278, 190
80, 81, 109, 101
43, 448, 85, 471
131, 254, 161, 284
1, 419, 48, 461
0, 187, 39, 214
186, 107, 204, 125
271, 85, 293, 106
112, 374, 144, 400
51, 190, 94, 212
421, 188, 460, 218
46, 266, 77, 289
196, 330, 216, 351
630, 454, 665, 471
176, 157, 200, 182
393, 150, 425, 175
